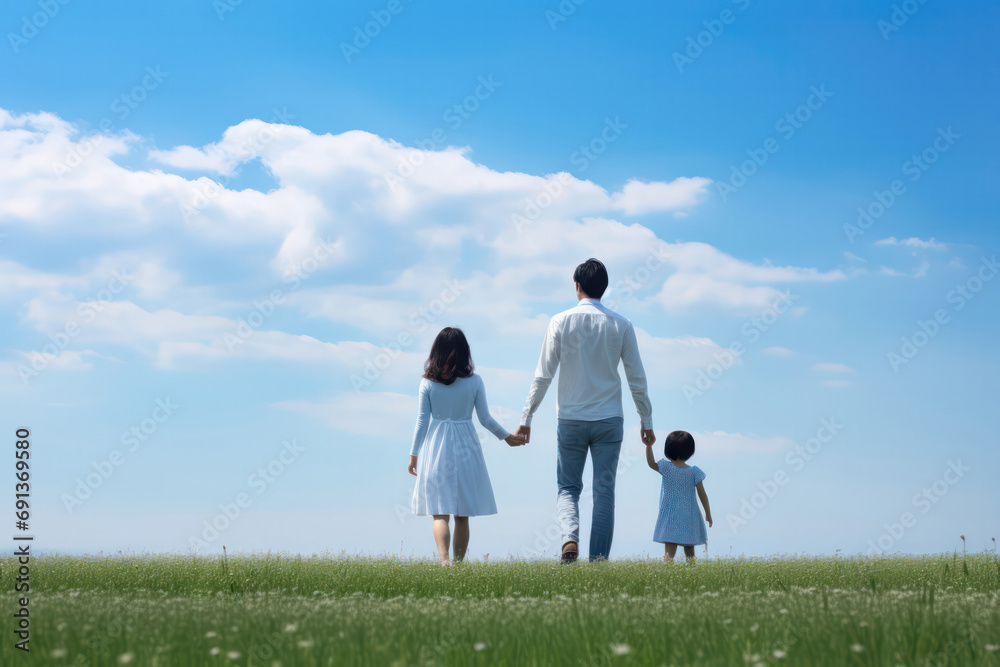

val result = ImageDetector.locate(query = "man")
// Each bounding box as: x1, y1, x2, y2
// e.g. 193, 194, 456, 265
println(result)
516, 258, 654, 562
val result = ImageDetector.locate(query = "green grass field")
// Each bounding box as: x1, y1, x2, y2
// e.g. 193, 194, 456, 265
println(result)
2, 552, 999, 666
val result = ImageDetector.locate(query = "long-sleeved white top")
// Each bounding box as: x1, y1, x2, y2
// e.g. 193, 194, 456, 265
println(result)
521, 298, 652, 429
410, 374, 510, 456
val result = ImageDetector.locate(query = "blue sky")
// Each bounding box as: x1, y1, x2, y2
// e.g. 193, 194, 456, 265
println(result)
2, 0, 997, 559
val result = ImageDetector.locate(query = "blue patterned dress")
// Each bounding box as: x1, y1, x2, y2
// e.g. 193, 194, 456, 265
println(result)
653, 459, 708, 546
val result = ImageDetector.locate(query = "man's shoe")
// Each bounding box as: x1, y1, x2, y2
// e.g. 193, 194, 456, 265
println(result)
561, 541, 579, 564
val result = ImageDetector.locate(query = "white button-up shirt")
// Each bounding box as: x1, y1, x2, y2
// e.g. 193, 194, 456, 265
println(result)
521, 298, 652, 429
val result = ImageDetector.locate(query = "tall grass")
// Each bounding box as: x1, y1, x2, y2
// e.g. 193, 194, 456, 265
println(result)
2, 553, 998, 665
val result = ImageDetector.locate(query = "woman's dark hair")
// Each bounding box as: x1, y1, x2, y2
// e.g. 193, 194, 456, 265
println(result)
573, 258, 609, 299
423, 327, 474, 385
664, 430, 696, 461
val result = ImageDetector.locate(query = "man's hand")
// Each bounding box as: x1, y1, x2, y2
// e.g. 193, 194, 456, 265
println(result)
408, 455, 418, 476
514, 425, 531, 445
505, 433, 526, 447
641, 428, 656, 446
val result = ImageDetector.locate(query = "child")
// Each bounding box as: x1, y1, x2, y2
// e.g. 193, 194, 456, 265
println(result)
645, 430, 712, 562
408, 327, 525, 566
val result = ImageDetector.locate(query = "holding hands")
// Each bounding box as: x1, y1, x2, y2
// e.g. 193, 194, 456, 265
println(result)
505, 432, 527, 447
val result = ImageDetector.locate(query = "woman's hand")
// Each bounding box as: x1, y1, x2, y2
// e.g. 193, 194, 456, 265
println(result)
705, 512, 713, 528
408, 455, 418, 476
505, 433, 526, 447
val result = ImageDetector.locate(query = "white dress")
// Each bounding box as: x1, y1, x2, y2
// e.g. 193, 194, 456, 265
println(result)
409, 374, 510, 517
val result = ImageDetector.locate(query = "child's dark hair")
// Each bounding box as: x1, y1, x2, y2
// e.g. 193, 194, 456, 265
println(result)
423, 327, 474, 385
664, 430, 695, 461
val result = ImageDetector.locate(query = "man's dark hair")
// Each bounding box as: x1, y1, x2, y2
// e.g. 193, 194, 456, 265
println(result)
664, 430, 696, 461
573, 258, 609, 299
423, 327, 474, 385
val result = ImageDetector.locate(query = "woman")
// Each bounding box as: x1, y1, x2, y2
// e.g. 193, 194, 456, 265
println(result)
408, 327, 525, 565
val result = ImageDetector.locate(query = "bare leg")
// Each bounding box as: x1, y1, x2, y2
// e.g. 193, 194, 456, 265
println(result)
664, 543, 678, 562
432, 515, 451, 565
453, 516, 469, 562
684, 545, 696, 562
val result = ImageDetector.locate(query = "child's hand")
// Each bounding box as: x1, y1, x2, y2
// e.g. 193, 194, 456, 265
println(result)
408, 455, 418, 476
706, 513, 713, 528
505, 433, 526, 447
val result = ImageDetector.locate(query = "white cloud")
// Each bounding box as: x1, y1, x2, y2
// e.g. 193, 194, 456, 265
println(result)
610, 177, 712, 215
664, 242, 846, 284
0, 109, 333, 272
655, 273, 786, 313
0, 348, 125, 384
762, 346, 796, 358
0, 253, 191, 303
1, 106, 853, 389
2, 107, 843, 317
273, 388, 522, 443
879, 259, 929, 278
874, 237, 940, 279
691, 430, 793, 458
13, 349, 102, 371
13, 294, 423, 384
491, 218, 843, 314
635, 330, 740, 385
649, 242, 845, 314
875, 236, 946, 251
273, 391, 416, 441
0, 259, 90, 296
810, 362, 854, 374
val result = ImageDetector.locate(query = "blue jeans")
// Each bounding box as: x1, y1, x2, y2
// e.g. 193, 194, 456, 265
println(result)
556, 416, 624, 561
